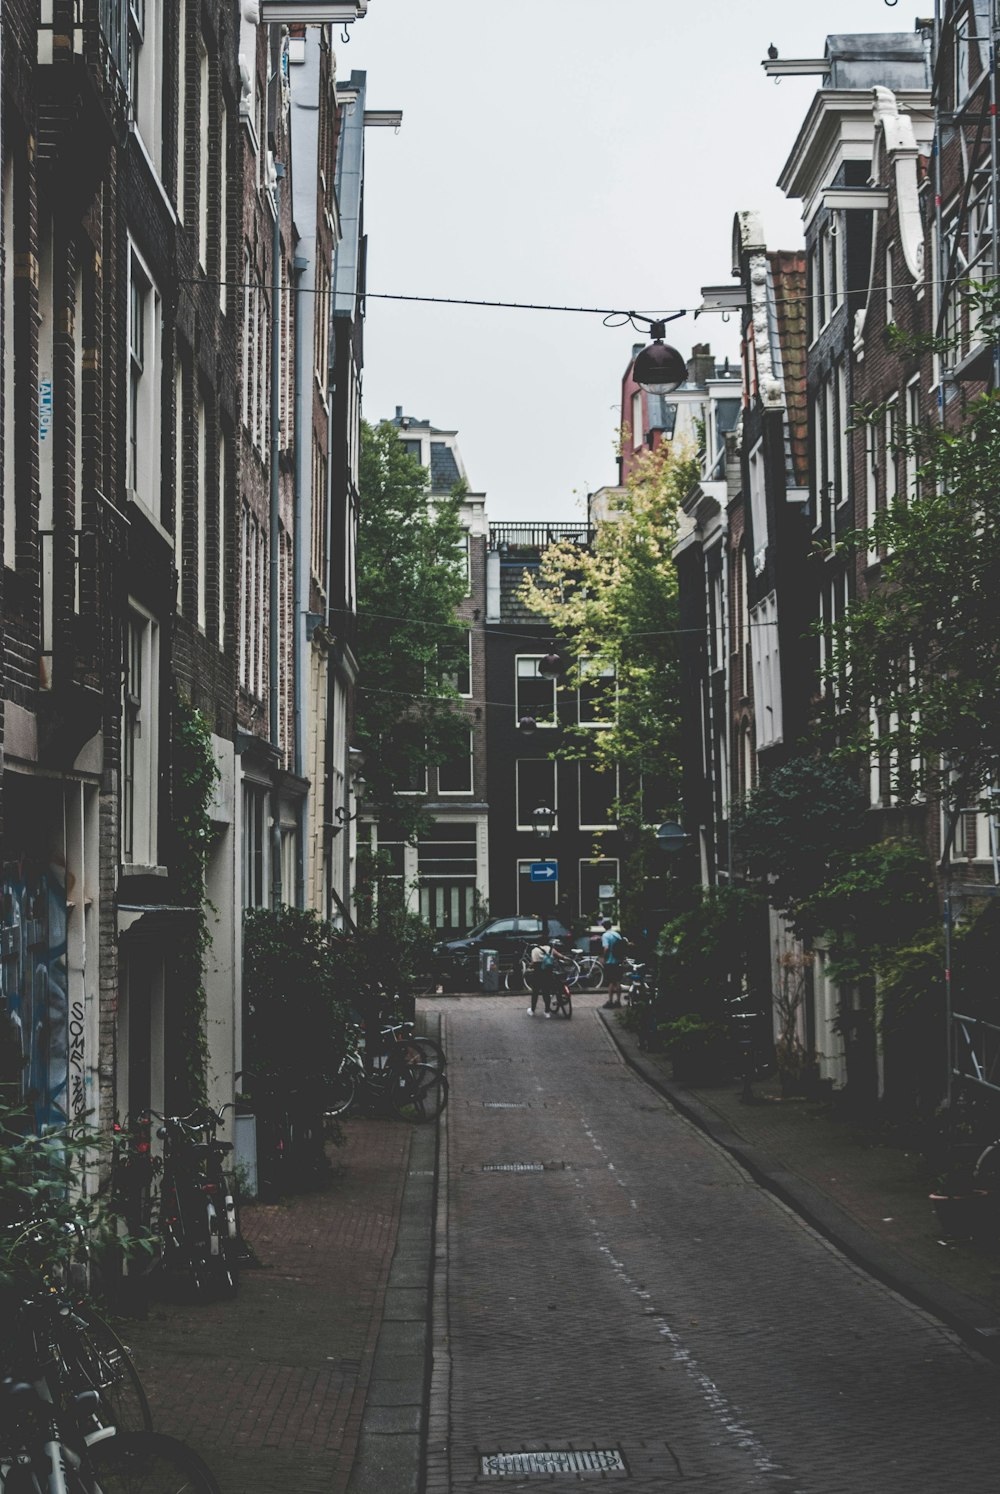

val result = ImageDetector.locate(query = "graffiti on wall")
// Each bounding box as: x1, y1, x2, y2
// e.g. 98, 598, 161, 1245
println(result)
0, 856, 70, 1131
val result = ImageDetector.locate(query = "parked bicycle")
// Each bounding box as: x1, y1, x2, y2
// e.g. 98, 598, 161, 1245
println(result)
150, 1107, 240, 1300
323, 1024, 448, 1123
0, 1285, 220, 1493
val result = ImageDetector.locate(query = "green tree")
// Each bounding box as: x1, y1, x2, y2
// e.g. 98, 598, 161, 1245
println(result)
356, 421, 473, 838
832, 298, 1000, 822
519, 438, 699, 830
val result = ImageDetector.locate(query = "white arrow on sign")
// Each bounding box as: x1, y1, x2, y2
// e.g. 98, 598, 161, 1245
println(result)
532, 864, 557, 880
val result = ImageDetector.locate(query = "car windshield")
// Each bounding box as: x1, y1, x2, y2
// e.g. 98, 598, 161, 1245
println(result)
464, 919, 493, 939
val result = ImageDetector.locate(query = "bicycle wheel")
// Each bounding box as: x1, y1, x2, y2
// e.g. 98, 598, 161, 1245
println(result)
61, 1305, 153, 1438
323, 1069, 357, 1118
393, 1063, 449, 1123
85, 1430, 222, 1493
562, 959, 581, 989
584, 958, 604, 991
396, 1034, 446, 1075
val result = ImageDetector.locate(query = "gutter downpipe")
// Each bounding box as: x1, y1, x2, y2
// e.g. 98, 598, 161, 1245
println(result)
292, 251, 309, 910
269, 161, 285, 909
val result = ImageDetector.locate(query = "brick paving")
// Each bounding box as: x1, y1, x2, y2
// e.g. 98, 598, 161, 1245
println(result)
606, 1011, 1000, 1339
120, 1117, 412, 1494
428, 992, 1000, 1493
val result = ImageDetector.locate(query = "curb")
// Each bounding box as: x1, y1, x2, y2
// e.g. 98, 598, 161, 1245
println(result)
346, 1016, 444, 1494
599, 1010, 1000, 1366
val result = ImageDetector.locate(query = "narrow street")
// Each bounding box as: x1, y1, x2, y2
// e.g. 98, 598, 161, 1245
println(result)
426, 994, 999, 1493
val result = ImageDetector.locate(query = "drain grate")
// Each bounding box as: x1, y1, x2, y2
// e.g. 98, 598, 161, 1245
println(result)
481, 1162, 544, 1173
483, 1101, 528, 1109
481, 1448, 626, 1476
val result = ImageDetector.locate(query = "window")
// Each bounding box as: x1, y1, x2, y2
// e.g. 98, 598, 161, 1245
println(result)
197, 33, 209, 268
517, 860, 557, 914
174, 359, 185, 606
748, 438, 767, 566
455, 533, 471, 595
884, 399, 898, 511
885, 242, 895, 326
122, 604, 160, 866
217, 431, 226, 650
516, 656, 557, 727
749, 592, 782, 748
438, 732, 474, 795
445, 633, 472, 697
647, 395, 678, 438
836, 363, 849, 510
417, 822, 479, 932
865, 419, 879, 564
196, 395, 207, 631
129, 0, 163, 170
399, 755, 428, 795
579, 859, 619, 920
579, 761, 618, 829
631, 390, 644, 450
128, 248, 162, 519
516, 759, 556, 830
177, 0, 187, 218
219, 97, 228, 313
242, 782, 267, 907
905, 379, 921, 503
578, 658, 616, 727
955, 7, 972, 105
2, 150, 14, 568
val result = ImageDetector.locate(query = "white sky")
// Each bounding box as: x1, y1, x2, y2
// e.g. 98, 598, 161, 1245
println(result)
344, 0, 904, 519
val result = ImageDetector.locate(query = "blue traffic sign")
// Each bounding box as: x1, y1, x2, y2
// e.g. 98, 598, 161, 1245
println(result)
529, 862, 558, 882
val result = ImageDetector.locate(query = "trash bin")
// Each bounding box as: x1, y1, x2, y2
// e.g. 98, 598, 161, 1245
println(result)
479, 948, 500, 992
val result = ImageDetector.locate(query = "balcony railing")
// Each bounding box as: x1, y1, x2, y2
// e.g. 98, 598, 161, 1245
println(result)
490, 522, 593, 556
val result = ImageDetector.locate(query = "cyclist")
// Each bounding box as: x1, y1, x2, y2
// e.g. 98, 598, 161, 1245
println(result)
527, 939, 574, 1018
600, 917, 627, 1009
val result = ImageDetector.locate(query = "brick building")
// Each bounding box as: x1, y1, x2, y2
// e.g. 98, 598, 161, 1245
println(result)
1, 4, 372, 1157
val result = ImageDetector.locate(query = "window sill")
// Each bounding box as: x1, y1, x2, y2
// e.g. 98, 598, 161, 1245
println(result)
119, 864, 168, 879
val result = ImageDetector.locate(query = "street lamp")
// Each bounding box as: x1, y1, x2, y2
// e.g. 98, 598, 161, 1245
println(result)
632, 323, 688, 395
532, 802, 556, 840
518, 715, 538, 736
538, 651, 563, 679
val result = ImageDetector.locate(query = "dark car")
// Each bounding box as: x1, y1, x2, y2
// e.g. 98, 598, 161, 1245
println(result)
432, 915, 573, 984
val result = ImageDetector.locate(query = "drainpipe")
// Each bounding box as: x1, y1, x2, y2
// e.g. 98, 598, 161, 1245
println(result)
269, 161, 285, 908
292, 251, 308, 910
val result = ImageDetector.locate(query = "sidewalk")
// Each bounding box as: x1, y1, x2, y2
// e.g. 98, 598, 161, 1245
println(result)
119, 1113, 427, 1494
601, 1009, 1000, 1362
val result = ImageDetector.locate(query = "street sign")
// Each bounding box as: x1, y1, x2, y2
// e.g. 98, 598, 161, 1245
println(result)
529, 862, 558, 882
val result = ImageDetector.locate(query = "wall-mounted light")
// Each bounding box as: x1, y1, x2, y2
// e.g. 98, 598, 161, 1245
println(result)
532, 802, 556, 840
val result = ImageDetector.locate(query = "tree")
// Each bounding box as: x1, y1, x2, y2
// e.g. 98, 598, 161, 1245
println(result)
833, 295, 1000, 824
519, 437, 699, 827
355, 421, 472, 838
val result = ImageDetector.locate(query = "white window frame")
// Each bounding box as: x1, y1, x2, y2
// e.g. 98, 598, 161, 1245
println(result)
438, 732, 474, 796
631, 389, 644, 450
197, 32, 209, 270
749, 592, 782, 749
577, 657, 616, 729
865, 418, 879, 565
516, 758, 557, 831
241, 780, 269, 907
836, 362, 849, 510
748, 438, 767, 566
2, 152, 15, 569
578, 858, 619, 919
515, 655, 557, 728
905, 378, 921, 504
578, 761, 619, 831
127, 244, 162, 521
129, 0, 163, 172
122, 601, 160, 867
196, 393, 207, 632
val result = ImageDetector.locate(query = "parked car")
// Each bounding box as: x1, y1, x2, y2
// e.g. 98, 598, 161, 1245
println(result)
432, 915, 574, 985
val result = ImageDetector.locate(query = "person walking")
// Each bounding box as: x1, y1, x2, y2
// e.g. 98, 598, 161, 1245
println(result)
600, 917, 627, 1009
527, 940, 573, 1018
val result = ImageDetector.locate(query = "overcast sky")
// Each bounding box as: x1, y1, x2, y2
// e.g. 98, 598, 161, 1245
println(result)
344, 0, 903, 520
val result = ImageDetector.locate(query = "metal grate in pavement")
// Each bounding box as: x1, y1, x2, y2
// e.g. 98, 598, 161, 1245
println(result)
481, 1162, 544, 1173
481, 1448, 627, 1476
483, 1101, 528, 1109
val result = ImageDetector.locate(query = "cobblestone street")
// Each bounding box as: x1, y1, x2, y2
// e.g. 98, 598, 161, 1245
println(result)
427, 993, 1000, 1493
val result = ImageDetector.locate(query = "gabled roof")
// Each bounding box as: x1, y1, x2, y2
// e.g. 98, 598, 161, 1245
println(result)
769, 251, 808, 489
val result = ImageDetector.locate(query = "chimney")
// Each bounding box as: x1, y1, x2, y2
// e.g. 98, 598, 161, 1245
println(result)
688, 344, 715, 389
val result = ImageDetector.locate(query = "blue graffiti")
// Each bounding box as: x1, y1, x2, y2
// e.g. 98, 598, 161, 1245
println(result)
1, 859, 69, 1133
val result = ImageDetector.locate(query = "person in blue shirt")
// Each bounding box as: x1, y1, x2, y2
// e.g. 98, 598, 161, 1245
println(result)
600, 918, 626, 1008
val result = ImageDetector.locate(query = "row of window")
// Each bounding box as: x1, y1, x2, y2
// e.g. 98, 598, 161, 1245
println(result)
397, 748, 619, 829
